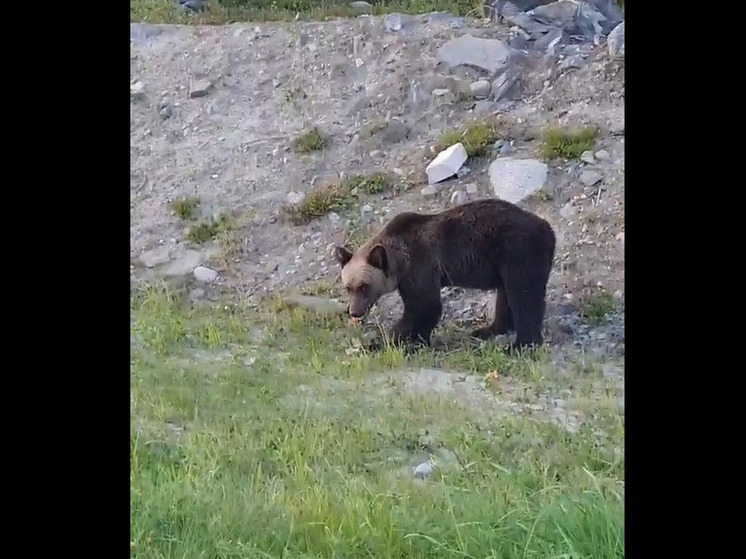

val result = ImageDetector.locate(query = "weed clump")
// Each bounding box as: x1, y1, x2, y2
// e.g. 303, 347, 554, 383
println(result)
292, 128, 325, 153
540, 126, 597, 160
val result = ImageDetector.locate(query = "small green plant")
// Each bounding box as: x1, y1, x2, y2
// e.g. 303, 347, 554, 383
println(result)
186, 213, 233, 244
280, 182, 350, 225
170, 197, 200, 220
579, 289, 616, 326
342, 172, 391, 195
360, 118, 387, 137
435, 120, 500, 157
292, 127, 325, 153
540, 126, 597, 160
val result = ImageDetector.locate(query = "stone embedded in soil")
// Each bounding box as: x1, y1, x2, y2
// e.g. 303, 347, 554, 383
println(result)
162, 250, 204, 277
139, 245, 171, 268
426, 143, 468, 185
421, 186, 438, 198
488, 158, 548, 204
580, 150, 595, 164
189, 78, 213, 98
559, 201, 577, 220
473, 100, 497, 115
579, 169, 603, 187
491, 69, 517, 102
470, 80, 492, 99
595, 149, 610, 160
436, 35, 511, 75
282, 295, 345, 315
384, 13, 412, 32
349, 1, 372, 14
558, 54, 586, 71
466, 183, 479, 195
193, 266, 219, 283
130, 80, 145, 100
607, 21, 625, 58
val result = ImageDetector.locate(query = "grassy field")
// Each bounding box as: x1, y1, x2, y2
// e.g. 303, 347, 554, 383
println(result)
130, 282, 624, 558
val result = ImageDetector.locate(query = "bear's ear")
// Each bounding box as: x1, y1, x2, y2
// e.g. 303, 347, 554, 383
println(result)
334, 246, 354, 267
367, 244, 389, 275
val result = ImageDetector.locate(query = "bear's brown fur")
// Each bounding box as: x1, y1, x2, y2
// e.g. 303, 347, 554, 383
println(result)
334, 199, 556, 351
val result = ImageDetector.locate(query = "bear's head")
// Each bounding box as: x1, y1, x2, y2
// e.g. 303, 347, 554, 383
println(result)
334, 243, 399, 318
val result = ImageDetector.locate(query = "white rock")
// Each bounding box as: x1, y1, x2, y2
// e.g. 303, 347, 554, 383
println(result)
287, 190, 305, 205
426, 143, 468, 185
432, 88, 450, 97
130, 80, 145, 99
488, 158, 548, 204
450, 190, 468, 206
421, 186, 438, 198
580, 150, 595, 164
595, 149, 610, 160
193, 266, 219, 283
413, 459, 437, 479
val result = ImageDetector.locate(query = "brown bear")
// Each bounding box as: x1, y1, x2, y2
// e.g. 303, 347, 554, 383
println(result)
334, 198, 556, 351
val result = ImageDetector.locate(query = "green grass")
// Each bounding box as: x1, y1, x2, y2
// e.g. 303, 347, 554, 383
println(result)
130, 0, 483, 25
170, 196, 200, 221
578, 288, 616, 326
435, 119, 501, 158
185, 212, 233, 244
280, 172, 391, 225
131, 282, 624, 559
540, 126, 598, 160
293, 128, 326, 154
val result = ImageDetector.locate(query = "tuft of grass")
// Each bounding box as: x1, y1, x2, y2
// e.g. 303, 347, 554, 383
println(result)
435, 119, 500, 157
342, 172, 391, 195
131, 284, 624, 559
579, 288, 616, 326
540, 126, 598, 160
281, 172, 390, 225
292, 127, 325, 154
360, 117, 387, 137
170, 196, 200, 221
185, 212, 233, 244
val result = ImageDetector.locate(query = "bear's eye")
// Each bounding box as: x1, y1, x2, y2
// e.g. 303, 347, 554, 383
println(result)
359, 283, 369, 293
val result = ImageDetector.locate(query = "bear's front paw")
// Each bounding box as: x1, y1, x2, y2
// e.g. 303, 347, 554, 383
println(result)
389, 321, 431, 347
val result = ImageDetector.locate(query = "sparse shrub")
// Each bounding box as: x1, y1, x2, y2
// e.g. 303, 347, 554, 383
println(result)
292, 128, 325, 153
342, 172, 391, 195
540, 126, 597, 160
435, 120, 500, 157
170, 197, 200, 220
579, 288, 615, 325
186, 213, 233, 244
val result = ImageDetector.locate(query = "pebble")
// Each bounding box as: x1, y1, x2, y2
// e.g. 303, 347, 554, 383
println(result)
413, 459, 436, 479
130, 80, 145, 100
193, 266, 219, 283
580, 150, 595, 164
465, 184, 479, 195
450, 190, 468, 206
421, 186, 438, 198
189, 78, 213, 98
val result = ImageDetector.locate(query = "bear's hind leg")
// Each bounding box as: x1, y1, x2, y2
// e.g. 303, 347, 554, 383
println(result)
471, 289, 514, 339
505, 283, 546, 351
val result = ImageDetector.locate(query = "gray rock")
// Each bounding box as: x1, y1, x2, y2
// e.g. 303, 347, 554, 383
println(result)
130, 80, 145, 100
558, 54, 586, 71
491, 69, 517, 101
177, 0, 204, 12
456, 165, 471, 178
282, 295, 346, 315
159, 103, 173, 120
162, 250, 204, 277
437, 35, 511, 75
193, 266, 219, 283
421, 186, 438, 198
559, 201, 577, 219
489, 158, 548, 203
473, 100, 498, 115
381, 120, 410, 144
580, 150, 595, 164
533, 27, 564, 54
348, 1, 372, 14
384, 13, 412, 32
189, 78, 213, 98
504, 13, 553, 36
432, 88, 450, 97
466, 183, 479, 195
139, 246, 171, 268
607, 21, 624, 58
579, 170, 603, 187
413, 459, 436, 479
595, 149, 610, 160
609, 120, 624, 135
470, 80, 492, 99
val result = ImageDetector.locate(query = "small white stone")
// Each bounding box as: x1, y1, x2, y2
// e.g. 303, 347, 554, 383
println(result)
580, 150, 595, 164
595, 149, 610, 160
193, 266, 219, 283
413, 459, 437, 479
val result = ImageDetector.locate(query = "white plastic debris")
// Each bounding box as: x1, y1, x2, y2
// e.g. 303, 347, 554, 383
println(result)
426, 143, 468, 185
413, 459, 437, 479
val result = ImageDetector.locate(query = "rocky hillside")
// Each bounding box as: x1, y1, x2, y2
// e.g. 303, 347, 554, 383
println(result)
130, 5, 625, 361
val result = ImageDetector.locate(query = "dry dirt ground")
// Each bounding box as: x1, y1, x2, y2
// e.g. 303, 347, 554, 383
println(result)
130, 12, 624, 368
